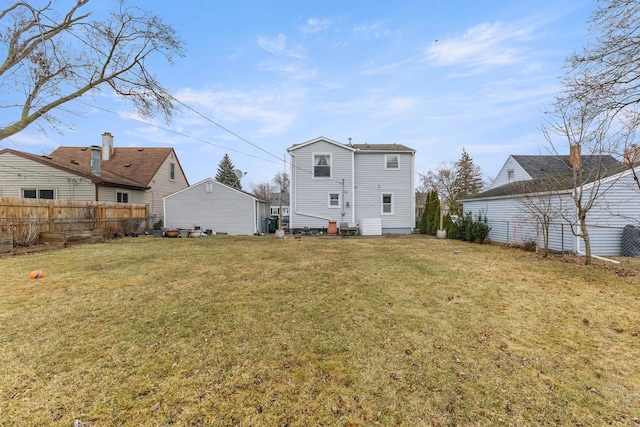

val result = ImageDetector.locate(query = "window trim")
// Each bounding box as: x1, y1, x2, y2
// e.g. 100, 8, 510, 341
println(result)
312, 152, 332, 178
328, 192, 341, 209
507, 169, 514, 183
385, 154, 400, 170
22, 188, 56, 200
170, 162, 176, 181
271, 207, 280, 216
116, 191, 130, 203
381, 192, 394, 215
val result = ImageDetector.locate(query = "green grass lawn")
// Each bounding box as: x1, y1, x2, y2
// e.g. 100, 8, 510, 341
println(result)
1, 235, 639, 426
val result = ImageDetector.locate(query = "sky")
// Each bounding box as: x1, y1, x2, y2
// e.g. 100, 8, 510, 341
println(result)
2, 0, 597, 190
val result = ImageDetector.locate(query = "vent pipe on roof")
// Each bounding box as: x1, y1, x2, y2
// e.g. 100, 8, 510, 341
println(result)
91, 146, 101, 176
102, 132, 114, 161
348, 137, 353, 147
569, 144, 581, 170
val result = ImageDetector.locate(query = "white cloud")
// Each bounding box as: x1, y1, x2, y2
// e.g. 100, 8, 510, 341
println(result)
301, 18, 330, 34
175, 86, 307, 136
257, 34, 305, 59
426, 21, 533, 72
353, 21, 394, 40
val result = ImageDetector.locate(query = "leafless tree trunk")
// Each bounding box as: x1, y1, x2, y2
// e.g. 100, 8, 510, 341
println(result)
0, 1, 184, 141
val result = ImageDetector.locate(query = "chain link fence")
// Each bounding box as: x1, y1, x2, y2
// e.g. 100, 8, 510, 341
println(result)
483, 219, 640, 257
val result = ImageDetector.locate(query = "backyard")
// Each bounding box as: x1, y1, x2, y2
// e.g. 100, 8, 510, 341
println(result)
0, 235, 639, 426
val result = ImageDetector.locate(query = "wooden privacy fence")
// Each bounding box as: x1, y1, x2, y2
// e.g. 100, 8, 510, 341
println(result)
0, 197, 149, 247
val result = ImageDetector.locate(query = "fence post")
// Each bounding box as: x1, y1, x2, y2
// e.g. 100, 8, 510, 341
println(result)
48, 203, 54, 231
561, 223, 564, 256
507, 221, 509, 245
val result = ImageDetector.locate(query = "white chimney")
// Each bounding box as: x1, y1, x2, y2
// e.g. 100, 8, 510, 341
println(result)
91, 146, 101, 176
102, 132, 114, 161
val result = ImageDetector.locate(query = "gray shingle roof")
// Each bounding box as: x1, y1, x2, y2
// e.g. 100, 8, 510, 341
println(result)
466, 155, 625, 200
512, 155, 619, 179
352, 143, 415, 152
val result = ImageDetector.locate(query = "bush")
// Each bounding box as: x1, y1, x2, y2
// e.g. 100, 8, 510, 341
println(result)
450, 212, 490, 243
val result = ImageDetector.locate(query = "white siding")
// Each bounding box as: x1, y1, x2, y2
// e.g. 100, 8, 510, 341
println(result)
164, 179, 266, 235
354, 152, 414, 233
142, 151, 189, 220
97, 186, 146, 204
488, 156, 532, 190
0, 152, 95, 200
289, 140, 354, 230
582, 169, 640, 255
463, 194, 577, 254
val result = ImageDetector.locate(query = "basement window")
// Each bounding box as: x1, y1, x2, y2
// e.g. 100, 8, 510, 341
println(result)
117, 192, 129, 203
22, 188, 55, 199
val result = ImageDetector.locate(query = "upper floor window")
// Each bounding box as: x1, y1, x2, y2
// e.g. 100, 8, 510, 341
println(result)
381, 193, 394, 215
385, 154, 399, 170
22, 188, 55, 200
271, 207, 280, 216
328, 192, 340, 208
205, 182, 213, 193
170, 163, 176, 180
507, 170, 514, 183
117, 191, 129, 203
313, 154, 331, 178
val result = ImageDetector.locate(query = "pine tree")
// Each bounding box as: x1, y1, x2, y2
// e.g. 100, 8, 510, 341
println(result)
419, 190, 434, 234
215, 154, 242, 189
429, 193, 441, 235
452, 148, 483, 214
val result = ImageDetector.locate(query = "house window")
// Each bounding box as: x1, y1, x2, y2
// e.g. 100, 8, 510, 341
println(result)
313, 154, 331, 178
22, 188, 55, 199
271, 207, 280, 215
117, 192, 129, 203
328, 192, 340, 208
385, 154, 399, 169
381, 193, 394, 215
170, 163, 176, 180
282, 207, 290, 216
205, 182, 213, 193
507, 170, 514, 183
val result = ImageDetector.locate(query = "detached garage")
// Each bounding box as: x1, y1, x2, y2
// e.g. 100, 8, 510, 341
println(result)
164, 178, 268, 235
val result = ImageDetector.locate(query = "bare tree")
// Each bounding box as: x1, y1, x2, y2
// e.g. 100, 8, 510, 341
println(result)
542, 102, 622, 265
563, 0, 640, 119
514, 181, 565, 257
417, 161, 458, 212
0, 1, 184, 141
251, 182, 275, 201
272, 172, 289, 194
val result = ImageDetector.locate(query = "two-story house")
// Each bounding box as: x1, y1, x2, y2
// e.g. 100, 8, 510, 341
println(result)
0, 132, 189, 224
287, 136, 416, 235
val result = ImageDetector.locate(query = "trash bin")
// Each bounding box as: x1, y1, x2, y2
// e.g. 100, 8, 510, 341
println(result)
328, 221, 338, 236
266, 217, 277, 233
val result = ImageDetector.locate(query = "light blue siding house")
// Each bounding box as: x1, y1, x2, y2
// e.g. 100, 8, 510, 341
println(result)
287, 136, 416, 234
163, 178, 269, 235
462, 154, 640, 256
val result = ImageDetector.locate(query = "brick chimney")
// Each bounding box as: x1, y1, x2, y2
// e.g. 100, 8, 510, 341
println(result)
102, 132, 114, 161
569, 144, 581, 170
624, 144, 640, 164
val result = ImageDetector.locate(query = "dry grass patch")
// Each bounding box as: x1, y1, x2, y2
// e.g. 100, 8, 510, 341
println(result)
0, 235, 639, 426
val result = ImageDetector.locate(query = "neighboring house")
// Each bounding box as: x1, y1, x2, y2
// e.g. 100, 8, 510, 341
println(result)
163, 178, 269, 235
486, 154, 619, 190
287, 136, 416, 234
0, 132, 189, 225
461, 153, 640, 256
269, 192, 290, 217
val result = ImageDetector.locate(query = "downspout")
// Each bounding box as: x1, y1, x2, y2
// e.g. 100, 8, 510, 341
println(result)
351, 149, 356, 223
